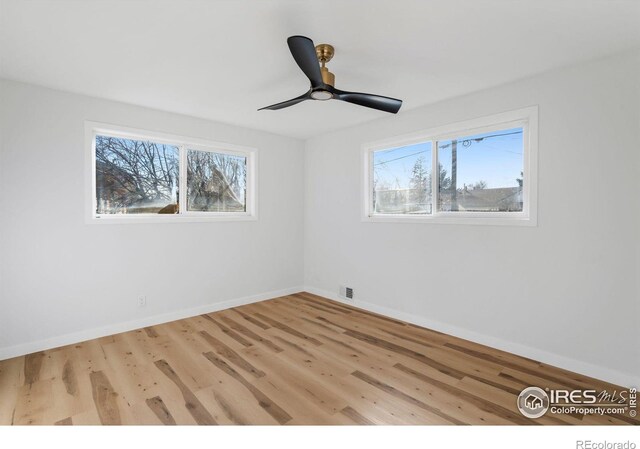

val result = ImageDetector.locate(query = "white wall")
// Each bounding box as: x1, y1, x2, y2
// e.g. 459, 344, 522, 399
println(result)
304, 50, 640, 386
1, 51, 638, 387
0, 80, 305, 358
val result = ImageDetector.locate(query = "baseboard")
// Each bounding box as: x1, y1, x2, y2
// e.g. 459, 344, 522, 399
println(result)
4, 284, 636, 388
303, 286, 640, 388
0, 286, 304, 361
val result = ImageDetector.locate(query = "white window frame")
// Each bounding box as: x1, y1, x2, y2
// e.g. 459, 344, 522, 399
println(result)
362, 106, 538, 226
85, 121, 258, 224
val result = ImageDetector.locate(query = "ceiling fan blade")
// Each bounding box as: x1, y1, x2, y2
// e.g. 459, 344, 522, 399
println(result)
331, 88, 402, 114
287, 35, 324, 88
258, 91, 311, 111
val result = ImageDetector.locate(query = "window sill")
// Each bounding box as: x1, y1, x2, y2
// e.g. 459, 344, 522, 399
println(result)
363, 213, 536, 227
87, 213, 258, 224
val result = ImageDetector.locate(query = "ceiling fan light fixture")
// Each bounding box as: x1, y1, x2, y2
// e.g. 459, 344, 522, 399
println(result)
311, 90, 333, 101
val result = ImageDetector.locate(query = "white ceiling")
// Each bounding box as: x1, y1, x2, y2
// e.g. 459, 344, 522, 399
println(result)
1, 0, 639, 139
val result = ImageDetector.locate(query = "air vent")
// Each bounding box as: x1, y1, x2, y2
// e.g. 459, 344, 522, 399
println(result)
339, 285, 354, 300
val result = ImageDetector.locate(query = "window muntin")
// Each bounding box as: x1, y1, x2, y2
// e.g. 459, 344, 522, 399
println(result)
437, 127, 523, 213
364, 109, 536, 224
90, 125, 255, 221
372, 142, 432, 215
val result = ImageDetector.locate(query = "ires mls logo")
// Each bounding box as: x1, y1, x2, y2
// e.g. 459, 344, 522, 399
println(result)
630, 388, 637, 417
517, 386, 637, 419
517, 387, 549, 418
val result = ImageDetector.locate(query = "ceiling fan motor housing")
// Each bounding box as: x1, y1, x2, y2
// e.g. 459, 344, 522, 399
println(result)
316, 44, 335, 86
320, 67, 335, 86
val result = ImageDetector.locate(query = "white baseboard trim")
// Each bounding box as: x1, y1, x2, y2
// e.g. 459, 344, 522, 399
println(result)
303, 286, 640, 388
0, 286, 304, 361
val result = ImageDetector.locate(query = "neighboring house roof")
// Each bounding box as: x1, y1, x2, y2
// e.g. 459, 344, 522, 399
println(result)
95, 160, 146, 206
188, 164, 244, 212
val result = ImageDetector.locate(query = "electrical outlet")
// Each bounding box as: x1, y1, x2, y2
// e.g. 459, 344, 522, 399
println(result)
137, 295, 147, 307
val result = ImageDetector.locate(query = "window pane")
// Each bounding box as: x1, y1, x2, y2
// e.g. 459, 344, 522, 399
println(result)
186, 150, 247, 212
437, 127, 523, 212
372, 142, 432, 214
95, 135, 179, 214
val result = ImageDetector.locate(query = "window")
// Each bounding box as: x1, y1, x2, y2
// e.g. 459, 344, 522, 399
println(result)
186, 149, 247, 213
437, 128, 523, 213
87, 123, 256, 222
95, 135, 180, 215
372, 142, 433, 215
363, 107, 537, 225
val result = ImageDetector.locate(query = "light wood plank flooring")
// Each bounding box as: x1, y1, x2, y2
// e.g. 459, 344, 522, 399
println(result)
0, 292, 636, 425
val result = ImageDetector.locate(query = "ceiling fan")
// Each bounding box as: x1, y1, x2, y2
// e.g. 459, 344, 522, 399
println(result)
259, 35, 402, 114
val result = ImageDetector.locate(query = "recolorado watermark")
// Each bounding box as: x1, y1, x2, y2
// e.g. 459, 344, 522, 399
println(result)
516, 386, 637, 419
576, 441, 636, 449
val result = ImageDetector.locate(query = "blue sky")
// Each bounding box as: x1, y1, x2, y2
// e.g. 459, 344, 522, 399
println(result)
373, 128, 523, 189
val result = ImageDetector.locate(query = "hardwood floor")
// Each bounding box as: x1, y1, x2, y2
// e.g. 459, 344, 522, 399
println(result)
0, 292, 636, 425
